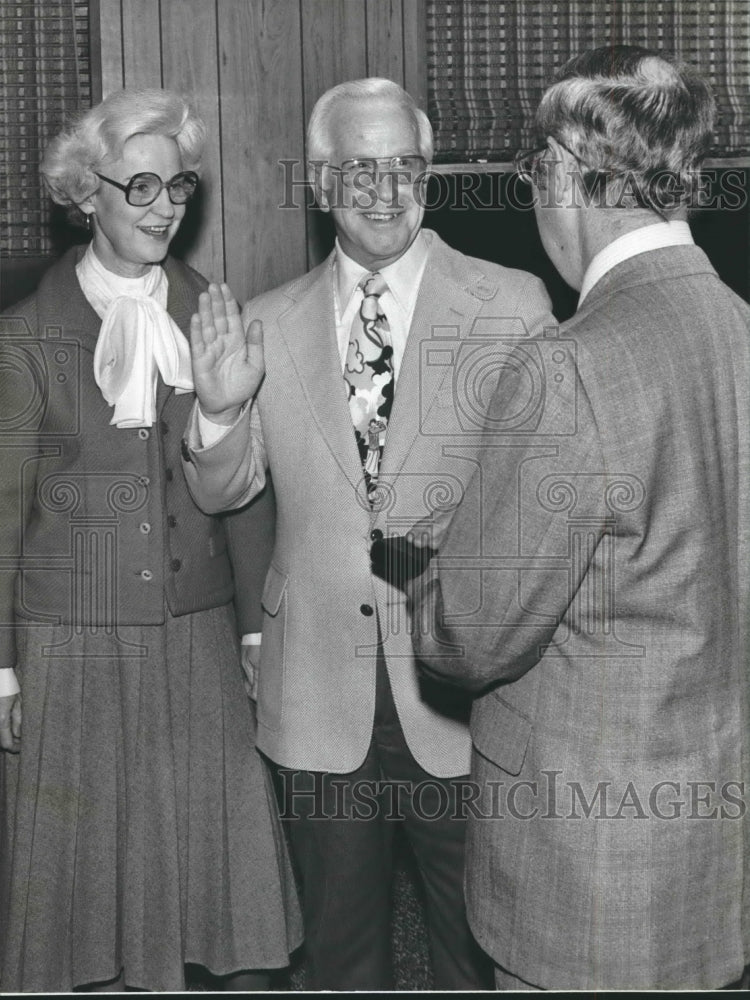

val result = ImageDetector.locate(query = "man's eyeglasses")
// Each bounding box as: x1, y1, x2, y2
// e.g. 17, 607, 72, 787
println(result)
514, 140, 586, 186
514, 146, 548, 186
515, 140, 670, 219
94, 170, 199, 206
329, 155, 427, 187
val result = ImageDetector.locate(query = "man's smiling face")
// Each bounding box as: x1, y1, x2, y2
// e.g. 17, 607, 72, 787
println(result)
321, 97, 427, 271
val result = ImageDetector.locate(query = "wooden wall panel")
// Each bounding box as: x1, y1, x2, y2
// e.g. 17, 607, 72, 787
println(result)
366, 0, 405, 84
301, 0, 367, 119
217, 0, 306, 300
121, 0, 161, 89
403, 0, 428, 112
97, 0, 124, 96
92, 0, 426, 296
159, 0, 223, 283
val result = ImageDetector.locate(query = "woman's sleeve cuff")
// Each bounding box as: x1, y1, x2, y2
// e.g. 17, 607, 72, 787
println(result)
0, 668, 20, 697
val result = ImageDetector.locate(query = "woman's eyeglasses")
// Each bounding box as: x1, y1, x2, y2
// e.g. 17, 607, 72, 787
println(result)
94, 170, 199, 206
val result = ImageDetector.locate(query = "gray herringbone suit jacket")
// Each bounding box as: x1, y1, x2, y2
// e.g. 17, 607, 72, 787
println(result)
413, 244, 750, 988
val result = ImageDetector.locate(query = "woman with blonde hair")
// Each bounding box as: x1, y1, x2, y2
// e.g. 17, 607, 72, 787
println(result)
0, 88, 300, 992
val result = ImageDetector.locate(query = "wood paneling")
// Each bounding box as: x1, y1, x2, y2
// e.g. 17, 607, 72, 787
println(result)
217, 0, 306, 297
366, 0, 405, 84
160, 0, 223, 283
301, 0, 367, 119
98, 0, 124, 95
121, 0, 161, 89
403, 0, 428, 112
94, 0, 426, 299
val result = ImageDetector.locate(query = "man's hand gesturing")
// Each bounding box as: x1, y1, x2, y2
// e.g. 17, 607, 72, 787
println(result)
189, 283, 265, 425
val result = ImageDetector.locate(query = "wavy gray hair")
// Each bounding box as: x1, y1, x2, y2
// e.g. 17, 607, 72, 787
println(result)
536, 45, 715, 212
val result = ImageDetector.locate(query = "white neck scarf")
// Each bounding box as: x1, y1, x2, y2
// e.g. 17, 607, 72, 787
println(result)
77, 244, 194, 428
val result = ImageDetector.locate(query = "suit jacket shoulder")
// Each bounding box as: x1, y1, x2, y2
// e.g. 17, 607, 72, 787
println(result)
424, 229, 547, 307
566, 244, 748, 339
562, 245, 750, 393
243, 228, 552, 321
245, 257, 331, 320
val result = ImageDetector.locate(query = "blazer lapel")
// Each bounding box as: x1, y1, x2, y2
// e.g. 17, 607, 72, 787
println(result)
163, 256, 196, 337
157, 257, 196, 415
36, 245, 101, 357
380, 234, 487, 480
275, 260, 365, 491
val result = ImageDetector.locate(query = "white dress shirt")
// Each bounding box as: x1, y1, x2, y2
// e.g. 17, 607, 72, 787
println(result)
578, 219, 694, 305
333, 230, 429, 377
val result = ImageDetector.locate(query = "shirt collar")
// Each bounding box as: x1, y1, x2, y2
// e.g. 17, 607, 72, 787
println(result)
579, 220, 694, 305
334, 230, 429, 315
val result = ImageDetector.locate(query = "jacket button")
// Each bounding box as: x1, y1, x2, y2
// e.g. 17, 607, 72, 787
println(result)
165, 468, 174, 481
370, 528, 383, 541
167, 515, 177, 528
171, 559, 182, 572
161, 420, 169, 435
360, 603, 374, 616
138, 428, 150, 440
139, 522, 151, 534
140, 569, 153, 581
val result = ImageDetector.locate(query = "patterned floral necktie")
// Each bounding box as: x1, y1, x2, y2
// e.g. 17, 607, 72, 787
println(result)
344, 272, 394, 495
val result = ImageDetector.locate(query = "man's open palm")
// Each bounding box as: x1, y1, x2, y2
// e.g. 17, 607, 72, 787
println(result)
189, 283, 264, 419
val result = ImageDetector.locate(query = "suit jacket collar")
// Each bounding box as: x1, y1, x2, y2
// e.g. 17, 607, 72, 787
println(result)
577, 243, 718, 314
381, 231, 495, 481
274, 230, 500, 497
276, 255, 364, 490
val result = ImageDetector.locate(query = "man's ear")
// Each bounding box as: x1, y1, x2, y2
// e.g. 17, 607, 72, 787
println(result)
307, 160, 330, 213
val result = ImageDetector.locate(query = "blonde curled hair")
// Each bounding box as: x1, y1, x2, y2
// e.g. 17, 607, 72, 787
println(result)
41, 88, 206, 225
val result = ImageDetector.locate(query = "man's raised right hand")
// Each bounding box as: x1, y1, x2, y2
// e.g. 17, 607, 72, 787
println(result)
189, 283, 265, 425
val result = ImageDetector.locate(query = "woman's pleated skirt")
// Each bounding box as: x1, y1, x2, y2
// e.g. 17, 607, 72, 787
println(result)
0, 603, 301, 992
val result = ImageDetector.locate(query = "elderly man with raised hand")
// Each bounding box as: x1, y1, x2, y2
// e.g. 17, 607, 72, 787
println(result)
181, 77, 553, 989
410, 45, 750, 990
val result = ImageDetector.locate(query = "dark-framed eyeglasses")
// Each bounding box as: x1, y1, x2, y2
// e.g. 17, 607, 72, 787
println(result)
94, 170, 199, 206
329, 155, 428, 186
